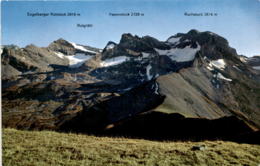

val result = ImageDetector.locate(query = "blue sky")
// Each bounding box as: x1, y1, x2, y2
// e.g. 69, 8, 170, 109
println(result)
2, 0, 260, 56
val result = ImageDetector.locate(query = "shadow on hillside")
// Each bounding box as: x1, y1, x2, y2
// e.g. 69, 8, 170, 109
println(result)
60, 111, 260, 145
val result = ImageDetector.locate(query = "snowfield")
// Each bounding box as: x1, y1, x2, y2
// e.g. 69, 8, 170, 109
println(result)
100, 56, 130, 67
54, 52, 92, 68
66, 53, 92, 68
70, 42, 97, 54
154, 43, 201, 62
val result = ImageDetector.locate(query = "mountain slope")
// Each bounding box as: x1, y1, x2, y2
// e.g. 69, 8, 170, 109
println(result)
2, 30, 260, 140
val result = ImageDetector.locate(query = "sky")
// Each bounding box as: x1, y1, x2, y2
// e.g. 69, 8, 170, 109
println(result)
1, 0, 260, 57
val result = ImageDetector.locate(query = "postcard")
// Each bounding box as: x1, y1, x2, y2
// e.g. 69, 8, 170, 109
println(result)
2, 0, 260, 165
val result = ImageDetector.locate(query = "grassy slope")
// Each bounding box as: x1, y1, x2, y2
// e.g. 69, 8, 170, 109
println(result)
2, 128, 260, 166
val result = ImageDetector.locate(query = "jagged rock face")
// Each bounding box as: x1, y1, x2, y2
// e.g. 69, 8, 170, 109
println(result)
2, 30, 260, 140
94, 30, 204, 85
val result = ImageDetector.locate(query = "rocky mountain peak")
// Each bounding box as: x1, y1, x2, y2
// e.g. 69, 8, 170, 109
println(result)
171, 29, 228, 47
118, 33, 168, 50
187, 29, 200, 35
48, 38, 100, 56
118, 33, 150, 51
120, 33, 139, 43
25, 44, 39, 49
174, 30, 237, 61
48, 38, 75, 55
51, 38, 73, 47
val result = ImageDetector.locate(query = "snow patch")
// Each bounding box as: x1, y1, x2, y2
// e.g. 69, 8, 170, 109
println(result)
23, 70, 34, 74
146, 64, 153, 80
154, 82, 159, 95
138, 70, 143, 76
142, 52, 150, 58
210, 59, 226, 70
252, 66, 260, 70
216, 84, 220, 89
100, 56, 130, 67
217, 73, 232, 82
167, 37, 181, 44
106, 43, 115, 50
123, 87, 132, 91
66, 53, 92, 68
183, 39, 190, 42
154, 43, 200, 62
151, 82, 159, 94
239, 56, 248, 63
55, 52, 91, 68
54, 52, 65, 59
134, 56, 143, 61
73, 75, 77, 81
206, 65, 214, 71
70, 42, 97, 54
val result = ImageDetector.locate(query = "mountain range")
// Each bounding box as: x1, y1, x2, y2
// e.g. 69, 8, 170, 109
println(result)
2, 30, 260, 142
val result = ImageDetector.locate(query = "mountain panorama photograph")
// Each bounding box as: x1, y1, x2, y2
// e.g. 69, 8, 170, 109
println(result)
1, 0, 260, 165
